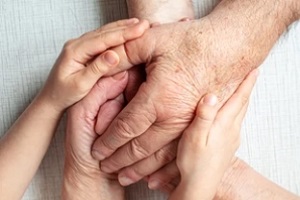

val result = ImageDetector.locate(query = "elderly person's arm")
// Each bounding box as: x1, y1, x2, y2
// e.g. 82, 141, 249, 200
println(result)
126, 0, 194, 23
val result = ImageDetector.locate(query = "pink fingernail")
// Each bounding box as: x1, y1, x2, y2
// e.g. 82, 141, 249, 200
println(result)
104, 51, 118, 66
92, 150, 106, 161
112, 71, 127, 80
127, 18, 139, 24
100, 165, 112, 173
119, 175, 134, 186
202, 94, 218, 106
148, 180, 162, 190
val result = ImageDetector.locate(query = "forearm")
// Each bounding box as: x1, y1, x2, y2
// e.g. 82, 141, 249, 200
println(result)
0, 96, 62, 199
126, 0, 194, 23
215, 159, 300, 200
207, 0, 300, 63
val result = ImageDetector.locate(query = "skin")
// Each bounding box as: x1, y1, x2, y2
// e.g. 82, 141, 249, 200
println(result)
126, 0, 194, 24
62, 70, 259, 200
169, 69, 258, 200
92, 0, 300, 188
0, 18, 149, 200
62, 75, 128, 200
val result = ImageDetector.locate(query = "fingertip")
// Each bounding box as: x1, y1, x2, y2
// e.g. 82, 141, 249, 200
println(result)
127, 18, 139, 25
103, 50, 120, 67
91, 149, 106, 161
112, 71, 127, 80
198, 94, 218, 107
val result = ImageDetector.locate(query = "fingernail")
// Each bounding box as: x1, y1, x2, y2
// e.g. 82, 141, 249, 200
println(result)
112, 71, 127, 80
92, 150, 106, 161
202, 94, 218, 106
104, 51, 118, 66
101, 165, 113, 173
127, 18, 139, 24
148, 180, 162, 190
119, 175, 134, 186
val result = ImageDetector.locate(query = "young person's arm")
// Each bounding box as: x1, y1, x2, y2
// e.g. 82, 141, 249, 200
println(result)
0, 19, 149, 200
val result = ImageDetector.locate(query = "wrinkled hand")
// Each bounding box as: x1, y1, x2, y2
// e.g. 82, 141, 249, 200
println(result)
92, 0, 281, 186
167, 70, 258, 200
62, 74, 128, 200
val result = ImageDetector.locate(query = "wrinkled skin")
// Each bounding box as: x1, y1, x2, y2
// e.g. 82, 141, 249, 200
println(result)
63, 75, 128, 200
92, 0, 286, 185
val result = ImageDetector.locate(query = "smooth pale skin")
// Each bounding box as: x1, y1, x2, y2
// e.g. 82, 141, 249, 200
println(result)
0, 18, 150, 200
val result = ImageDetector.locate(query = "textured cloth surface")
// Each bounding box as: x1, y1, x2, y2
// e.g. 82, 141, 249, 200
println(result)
0, 0, 299, 199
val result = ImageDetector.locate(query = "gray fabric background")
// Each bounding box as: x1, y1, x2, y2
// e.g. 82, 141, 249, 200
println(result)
0, 0, 299, 199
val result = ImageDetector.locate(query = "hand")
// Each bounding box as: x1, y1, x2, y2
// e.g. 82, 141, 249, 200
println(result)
168, 69, 258, 200
62, 73, 128, 200
37, 18, 149, 112
92, 0, 298, 186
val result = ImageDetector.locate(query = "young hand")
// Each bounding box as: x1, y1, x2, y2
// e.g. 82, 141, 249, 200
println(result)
38, 18, 149, 112
169, 69, 258, 200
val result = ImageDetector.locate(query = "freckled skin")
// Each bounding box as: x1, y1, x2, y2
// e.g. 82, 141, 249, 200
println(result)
92, 0, 300, 185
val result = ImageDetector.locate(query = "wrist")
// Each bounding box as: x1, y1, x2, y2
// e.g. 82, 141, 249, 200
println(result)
214, 158, 249, 200
126, 0, 194, 24
62, 162, 102, 200
34, 90, 65, 116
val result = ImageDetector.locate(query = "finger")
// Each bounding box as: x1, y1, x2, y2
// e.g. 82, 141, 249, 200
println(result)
80, 50, 120, 86
181, 94, 219, 148
73, 20, 150, 63
70, 72, 128, 116
235, 100, 249, 126
99, 123, 181, 173
117, 140, 178, 186
147, 160, 179, 190
95, 94, 125, 135
98, 18, 139, 32
216, 69, 258, 126
92, 83, 157, 161
158, 177, 180, 194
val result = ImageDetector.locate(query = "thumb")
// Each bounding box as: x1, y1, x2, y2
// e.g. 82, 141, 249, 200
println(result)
81, 50, 120, 86
107, 30, 157, 75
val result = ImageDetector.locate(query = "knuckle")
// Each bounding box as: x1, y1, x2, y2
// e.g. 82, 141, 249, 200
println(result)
114, 116, 135, 140
196, 107, 214, 123
90, 60, 105, 75
72, 78, 88, 94
129, 139, 150, 160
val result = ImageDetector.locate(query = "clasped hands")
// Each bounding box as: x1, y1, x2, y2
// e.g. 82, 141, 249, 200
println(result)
61, 12, 259, 199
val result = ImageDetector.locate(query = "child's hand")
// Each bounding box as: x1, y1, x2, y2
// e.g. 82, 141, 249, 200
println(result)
38, 18, 149, 112
169, 69, 258, 200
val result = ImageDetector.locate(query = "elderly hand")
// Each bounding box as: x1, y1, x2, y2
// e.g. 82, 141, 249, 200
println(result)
62, 74, 128, 200
168, 69, 258, 200
92, 0, 299, 186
